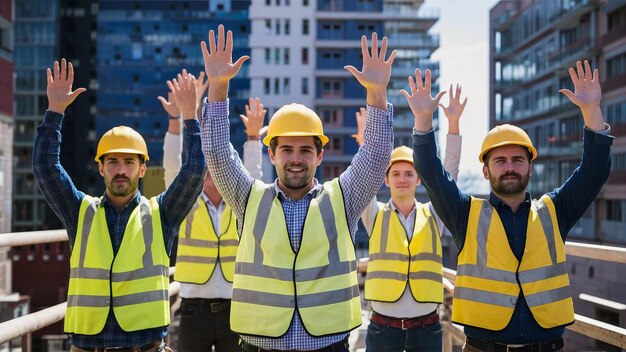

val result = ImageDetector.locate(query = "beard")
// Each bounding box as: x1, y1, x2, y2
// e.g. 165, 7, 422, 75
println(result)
279, 163, 315, 190
489, 170, 530, 196
107, 175, 138, 197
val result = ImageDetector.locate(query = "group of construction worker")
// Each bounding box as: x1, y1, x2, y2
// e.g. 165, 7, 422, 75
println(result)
32, 24, 612, 352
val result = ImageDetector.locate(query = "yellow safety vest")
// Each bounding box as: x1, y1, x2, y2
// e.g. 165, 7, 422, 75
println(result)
453, 195, 574, 330
175, 198, 239, 283
230, 179, 361, 337
365, 201, 443, 303
65, 195, 170, 335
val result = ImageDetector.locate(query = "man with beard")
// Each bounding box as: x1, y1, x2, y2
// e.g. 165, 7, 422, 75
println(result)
409, 60, 612, 351
33, 62, 206, 351
199, 25, 394, 351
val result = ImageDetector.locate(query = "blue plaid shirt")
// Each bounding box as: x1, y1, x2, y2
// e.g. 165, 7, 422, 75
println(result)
200, 99, 393, 351
32, 111, 206, 349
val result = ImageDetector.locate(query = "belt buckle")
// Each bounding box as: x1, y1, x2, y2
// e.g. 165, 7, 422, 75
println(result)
210, 302, 223, 313
505, 344, 527, 351
103, 348, 126, 352
401, 319, 408, 330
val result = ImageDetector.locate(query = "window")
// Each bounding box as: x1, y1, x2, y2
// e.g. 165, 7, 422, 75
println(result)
264, 78, 270, 94
302, 77, 309, 95
265, 48, 271, 64
303, 0, 309, 5
284, 48, 290, 65
301, 47, 309, 64
265, 19, 272, 34
330, 137, 342, 152
321, 80, 342, 98
283, 78, 290, 94
274, 78, 280, 94
275, 19, 281, 35
274, 48, 280, 64
321, 109, 342, 127
302, 19, 309, 35
323, 164, 342, 179
285, 19, 290, 35
266, 0, 270, 5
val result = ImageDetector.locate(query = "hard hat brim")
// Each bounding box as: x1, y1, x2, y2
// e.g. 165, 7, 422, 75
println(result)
95, 148, 150, 162
479, 141, 537, 163
385, 157, 414, 173
263, 132, 329, 147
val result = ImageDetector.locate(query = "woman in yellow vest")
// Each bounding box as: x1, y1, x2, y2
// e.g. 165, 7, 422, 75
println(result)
358, 83, 466, 351
33, 63, 206, 351
411, 61, 612, 351
161, 88, 266, 351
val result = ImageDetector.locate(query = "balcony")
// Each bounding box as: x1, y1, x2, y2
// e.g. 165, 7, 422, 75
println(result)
599, 23, 626, 47
603, 72, 626, 93
392, 61, 439, 78
387, 33, 439, 49
550, 0, 595, 30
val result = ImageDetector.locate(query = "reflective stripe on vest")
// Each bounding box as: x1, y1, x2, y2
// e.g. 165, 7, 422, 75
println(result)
65, 195, 170, 335
230, 179, 361, 337
453, 195, 574, 330
175, 198, 239, 283
365, 202, 443, 303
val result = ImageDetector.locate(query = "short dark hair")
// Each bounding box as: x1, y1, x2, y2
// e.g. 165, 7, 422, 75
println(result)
483, 147, 532, 167
269, 136, 323, 156
100, 153, 146, 164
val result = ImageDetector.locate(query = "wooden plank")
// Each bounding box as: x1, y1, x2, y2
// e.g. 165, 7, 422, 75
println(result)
565, 241, 626, 264
567, 314, 626, 348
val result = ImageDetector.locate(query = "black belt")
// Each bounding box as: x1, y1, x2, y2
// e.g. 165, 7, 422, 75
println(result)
466, 337, 564, 352
240, 337, 349, 352
181, 297, 231, 313
74, 341, 162, 352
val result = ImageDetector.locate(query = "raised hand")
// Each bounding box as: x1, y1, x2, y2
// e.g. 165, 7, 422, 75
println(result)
194, 71, 210, 104
559, 60, 605, 131
344, 33, 396, 110
439, 84, 467, 135
400, 69, 446, 132
351, 107, 366, 147
239, 97, 268, 139
158, 89, 181, 118
46, 58, 87, 114
169, 70, 198, 120
201, 25, 249, 102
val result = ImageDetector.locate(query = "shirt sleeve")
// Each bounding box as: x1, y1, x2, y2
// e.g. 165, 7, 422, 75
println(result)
548, 126, 613, 238
243, 139, 264, 179
158, 119, 207, 250
360, 197, 383, 237
413, 129, 471, 250
443, 133, 462, 181
200, 99, 255, 222
162, 131, 182, 189
32, 111, 85, 249
340, 104, 394, 236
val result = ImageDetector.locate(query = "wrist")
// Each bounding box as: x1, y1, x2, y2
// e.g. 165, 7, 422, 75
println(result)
366, 88, 387, 111
48, 104, 66, 115
181, 110, 197, 120
168, 114, 180, 120
247, 134, 260, 141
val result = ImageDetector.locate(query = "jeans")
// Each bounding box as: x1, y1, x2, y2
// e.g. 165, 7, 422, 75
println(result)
365, 320, 442, 352
177, 298, 239, 352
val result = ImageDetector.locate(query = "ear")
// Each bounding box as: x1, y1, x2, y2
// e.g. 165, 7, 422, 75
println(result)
316, 149, 324, 166
98, 162, 105, 177
384, 175, 390, 188
139, 163, 147, 178
415, 175, 422, 187
528, 162, 533, 177
482, 164, 489, 180
268, 147, 276, 165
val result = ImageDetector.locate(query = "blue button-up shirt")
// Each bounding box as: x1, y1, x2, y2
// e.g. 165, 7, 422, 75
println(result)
33, 111, 206, 348
412, 126, 612, 344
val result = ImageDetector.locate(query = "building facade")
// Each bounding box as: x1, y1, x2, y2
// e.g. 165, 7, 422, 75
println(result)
97, 0, 251, 186
489, 1, 626, 349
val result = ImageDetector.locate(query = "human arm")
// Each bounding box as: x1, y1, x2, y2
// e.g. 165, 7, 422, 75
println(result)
194, 71, 210, 119
200, 25, 254, 220
440, 83, 466, 181
240, 97, 267, 179
360, 197, 384, 236
407, 70, 470, 250
160, 86, 183, 188
340, 33, 396, 232
351, 107, 366, 147
551, 60, 613, 237
33, 59, 87, 248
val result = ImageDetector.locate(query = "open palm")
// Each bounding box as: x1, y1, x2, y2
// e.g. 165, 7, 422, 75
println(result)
46, 58, 86, 113
201, 25, 249, 83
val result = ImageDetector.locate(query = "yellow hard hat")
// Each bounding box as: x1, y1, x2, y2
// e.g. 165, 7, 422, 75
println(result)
479, 124, 537, 163
386, 146, 414, 173
95, 126, 149, 162
263, 103, 329, 146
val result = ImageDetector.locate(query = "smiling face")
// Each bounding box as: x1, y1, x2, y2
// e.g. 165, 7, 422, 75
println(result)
98, 153, 146, 198
385, 161, 420, 202
268, 136, 323, 193
483, 145, 532, 197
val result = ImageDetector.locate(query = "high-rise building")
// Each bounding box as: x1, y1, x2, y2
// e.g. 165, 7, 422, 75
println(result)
249, 0, 440, 183
97, 0, 251, 187
0, 0, 14, 300
489, 0, 626, 348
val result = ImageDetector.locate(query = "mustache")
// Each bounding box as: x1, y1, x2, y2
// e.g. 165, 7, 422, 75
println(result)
113, 175, 130, 182
499, 172, 521, 181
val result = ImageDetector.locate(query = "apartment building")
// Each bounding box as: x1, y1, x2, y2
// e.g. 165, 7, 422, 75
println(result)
489, 1, 626, 349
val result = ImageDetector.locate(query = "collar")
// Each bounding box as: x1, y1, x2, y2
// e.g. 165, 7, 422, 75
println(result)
388, 199, 417, 218
273, 178, 322, 202
100, 191, 142, 209
488, 192, 532, 210
200, 191, 225, 208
